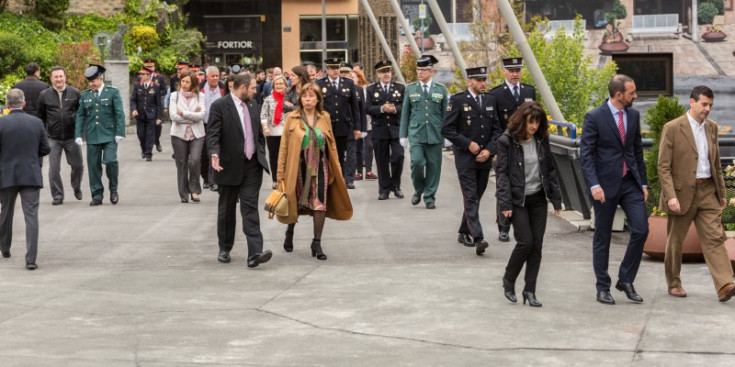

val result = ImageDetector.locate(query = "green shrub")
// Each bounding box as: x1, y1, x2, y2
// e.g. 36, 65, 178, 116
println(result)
130, 25, 159, 52
56, 42, 101, 90
712, 0, 725, 15
698, 2, 719, 24
643, 95, 686, 195
24, 0, 70, 31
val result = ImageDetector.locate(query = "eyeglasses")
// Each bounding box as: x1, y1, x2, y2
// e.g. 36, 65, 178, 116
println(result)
417, 68, 431, 72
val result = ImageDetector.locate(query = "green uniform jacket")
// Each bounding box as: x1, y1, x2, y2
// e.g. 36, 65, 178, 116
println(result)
399, 81, 448, 145
75, 85, 126, 145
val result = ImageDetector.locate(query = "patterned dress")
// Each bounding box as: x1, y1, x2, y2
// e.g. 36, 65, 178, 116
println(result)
296, 117, 329, 213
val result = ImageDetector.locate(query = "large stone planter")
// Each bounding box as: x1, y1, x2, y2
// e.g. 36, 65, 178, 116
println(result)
702, 31, 727, 42
599, 41, 630, 55
643, 216, 703, 261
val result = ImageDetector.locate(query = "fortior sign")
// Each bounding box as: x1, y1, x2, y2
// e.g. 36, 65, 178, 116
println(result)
217, 41, 255, 49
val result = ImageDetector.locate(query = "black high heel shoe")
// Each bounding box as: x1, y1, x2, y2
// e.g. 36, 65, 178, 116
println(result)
522, 291, 542, 307
283, 228, 294, 253
310, 239, 327, 260
503, 278, 517, 303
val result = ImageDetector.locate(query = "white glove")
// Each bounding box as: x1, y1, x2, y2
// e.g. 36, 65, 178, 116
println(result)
75, 138, 83, 146
399, 138, 407, 147
360, 132, 368, 139
115, 136, 124, 144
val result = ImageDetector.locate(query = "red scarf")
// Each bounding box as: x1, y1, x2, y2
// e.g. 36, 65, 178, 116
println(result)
273, 91, 285, 126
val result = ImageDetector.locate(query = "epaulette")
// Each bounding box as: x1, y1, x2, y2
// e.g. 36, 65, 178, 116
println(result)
408, 81, 419, 86
106, 85, 118, 90
489, 84, 505, 91
435, 82, 446, 87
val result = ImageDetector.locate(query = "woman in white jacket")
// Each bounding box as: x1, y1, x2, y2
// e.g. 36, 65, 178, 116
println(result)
169, 72, 206, 203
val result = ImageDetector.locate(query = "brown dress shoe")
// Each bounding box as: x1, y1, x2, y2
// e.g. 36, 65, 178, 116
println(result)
668, 286, 687, 298
718, 283, 735, 302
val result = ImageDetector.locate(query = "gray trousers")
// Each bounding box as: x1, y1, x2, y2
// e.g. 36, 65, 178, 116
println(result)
48, 138, 84, 200
171, 136, 203, 200
0, 187, 40, 264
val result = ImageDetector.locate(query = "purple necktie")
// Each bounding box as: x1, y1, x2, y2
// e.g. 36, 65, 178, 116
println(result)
241, 102, 254, 159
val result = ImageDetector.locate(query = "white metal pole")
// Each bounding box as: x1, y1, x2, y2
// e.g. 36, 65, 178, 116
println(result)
388, 0, 421, 57
692, 0, 699, 42
425, 0, 467, 79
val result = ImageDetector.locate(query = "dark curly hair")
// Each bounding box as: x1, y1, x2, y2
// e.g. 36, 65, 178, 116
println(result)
506, 101, 549, 141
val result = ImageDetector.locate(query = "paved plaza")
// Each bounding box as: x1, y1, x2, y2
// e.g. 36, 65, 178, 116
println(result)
0, 125, 734, 366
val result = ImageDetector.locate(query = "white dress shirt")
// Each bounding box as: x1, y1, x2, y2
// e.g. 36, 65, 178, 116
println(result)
687, 111, 711, 179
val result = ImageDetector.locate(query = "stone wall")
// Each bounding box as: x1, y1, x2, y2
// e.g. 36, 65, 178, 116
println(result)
359, 0, 399, 79
5, 0, 125, 17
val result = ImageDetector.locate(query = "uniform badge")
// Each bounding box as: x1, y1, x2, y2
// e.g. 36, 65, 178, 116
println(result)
446, 104, 452, 112
374, 92, 379, 98
396, 92, 401, 97
486, 106, 494, 111
149, 89, 155, 94
524, 98, 532, 102
322, 87, 327, 93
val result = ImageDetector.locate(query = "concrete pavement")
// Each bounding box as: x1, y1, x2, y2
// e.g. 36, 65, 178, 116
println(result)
1, 125, 734, 366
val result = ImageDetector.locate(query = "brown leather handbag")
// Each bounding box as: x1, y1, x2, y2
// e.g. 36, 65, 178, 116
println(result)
264, 181, 288, 219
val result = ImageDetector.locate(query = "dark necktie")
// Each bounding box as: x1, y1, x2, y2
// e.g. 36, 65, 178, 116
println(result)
617, 110, 627, 177
241, 102, 254, 159
475, 95, 481, 106
423, 84, 429, 97
384, 84, 389, 94
513, 85, 519, 101
333, 79, 338, 90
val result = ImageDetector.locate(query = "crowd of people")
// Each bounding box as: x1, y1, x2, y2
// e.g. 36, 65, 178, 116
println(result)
2, 55, 735, 306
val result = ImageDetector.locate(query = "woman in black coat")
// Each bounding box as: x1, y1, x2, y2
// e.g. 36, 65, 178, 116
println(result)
495, 101, 562, 307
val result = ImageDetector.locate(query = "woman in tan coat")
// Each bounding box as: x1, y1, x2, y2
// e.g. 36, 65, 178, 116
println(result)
276, 83, 353, 260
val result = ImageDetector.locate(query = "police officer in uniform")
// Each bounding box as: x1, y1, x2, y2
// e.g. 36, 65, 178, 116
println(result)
366, 60, 405, 200
442, 67, 502, 255
399, 55, 448, 209
75, 64, 126, 206
489, 57, 536, 242
316, 58, 361, 189
142, 58, 167, 96
131, 66, 163, 161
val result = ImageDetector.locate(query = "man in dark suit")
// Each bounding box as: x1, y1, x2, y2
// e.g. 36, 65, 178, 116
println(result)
366, 60, 405, 200
0, 89, 51, 270
316, 58, 361, 189
442, 67, 502, 255
489, 57, 536, 243
13, 62, 48, 118
580, 74, 649, 305
131, 66, 163, 161
206, 73, 273, 269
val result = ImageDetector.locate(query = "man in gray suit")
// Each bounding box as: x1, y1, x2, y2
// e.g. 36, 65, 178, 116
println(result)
0, 89, 51, 270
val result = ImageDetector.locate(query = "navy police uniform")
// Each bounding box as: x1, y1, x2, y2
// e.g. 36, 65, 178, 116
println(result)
488, 57, 536, 240
131, 66, 163, 160
442, 67, 502, 253
366, 60, 405, 199
315, 58, 361, 184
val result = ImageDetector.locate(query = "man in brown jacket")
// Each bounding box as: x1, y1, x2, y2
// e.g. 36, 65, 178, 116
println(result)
658, 85, 735, 302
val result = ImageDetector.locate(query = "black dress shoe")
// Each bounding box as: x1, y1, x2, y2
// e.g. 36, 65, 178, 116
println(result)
498, 231, 510, 242
425, 202, 436, 209
411, 193, 421, 205
597, 291, 616, 305
146, 157, 152, 161
393, 188, 404, 198
346, 183, 356, 189
52, 198, 63, 205
247, 250, 273, 268
110, 192, 119, 205
181, 198, 189, 203
74, 189, 83, 200
156, 144, 162, 152
217, 250, 231, 263
210, 184, 218, 191
90, 199, 103, 206
378, 193, 389, 200
457, 233, 475, 247
522, 291, 542, 307
615, 280, 643, 303
25, 263, 37, 270
475, 239, 489, 255
203, 183, 210, 189
503, 278, 517, 303
1, 250, 10, 258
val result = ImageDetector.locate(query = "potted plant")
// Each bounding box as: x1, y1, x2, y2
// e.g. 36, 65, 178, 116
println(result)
599, 0, 629, 54
412, 13, 435, 49
702, 25, 727, 42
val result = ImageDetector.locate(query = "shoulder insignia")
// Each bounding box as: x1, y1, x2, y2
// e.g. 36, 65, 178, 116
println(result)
435, 82, 446, 87
446, 104, 452, 112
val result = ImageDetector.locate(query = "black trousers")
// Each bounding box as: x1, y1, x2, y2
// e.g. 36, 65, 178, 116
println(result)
154, 122, 162, 147
503, 190, 548, 293
266, 136, 281, 183
457, 166, 490, 241
373, 138, 404, 195
136, 118, 155, 158
201, 124, 213, 185
216, 157, 264, 257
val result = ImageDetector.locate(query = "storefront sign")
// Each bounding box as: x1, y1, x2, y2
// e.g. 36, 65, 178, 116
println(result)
217, 41, 255, 49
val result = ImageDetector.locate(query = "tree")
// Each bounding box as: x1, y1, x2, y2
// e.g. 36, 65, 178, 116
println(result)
487, 17, 617, 126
